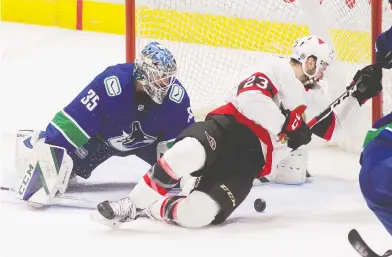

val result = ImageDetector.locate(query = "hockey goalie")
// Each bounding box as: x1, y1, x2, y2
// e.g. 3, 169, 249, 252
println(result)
12, 42, 195, 207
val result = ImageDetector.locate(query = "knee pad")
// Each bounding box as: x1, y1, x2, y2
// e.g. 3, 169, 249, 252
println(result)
160, 137, 206, 179
172, 191, 220, 228
269, 149, 308, 185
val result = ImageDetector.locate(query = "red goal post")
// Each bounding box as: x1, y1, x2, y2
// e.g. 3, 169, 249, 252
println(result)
372, 0, 383, 124
125, 0, 136, 63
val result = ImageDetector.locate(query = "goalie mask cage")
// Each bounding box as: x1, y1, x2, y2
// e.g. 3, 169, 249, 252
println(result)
125, 0, 391, 153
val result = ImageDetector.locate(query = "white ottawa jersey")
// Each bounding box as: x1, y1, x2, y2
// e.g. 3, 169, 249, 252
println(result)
207, 56, 359, 177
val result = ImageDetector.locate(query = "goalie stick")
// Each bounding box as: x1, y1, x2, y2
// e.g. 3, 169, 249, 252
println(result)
348, 229, 392, 257
0, 186, 97, 209
1, 185, 181, 209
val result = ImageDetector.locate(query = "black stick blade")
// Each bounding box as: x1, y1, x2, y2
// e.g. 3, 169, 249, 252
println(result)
348, 229, 380, 257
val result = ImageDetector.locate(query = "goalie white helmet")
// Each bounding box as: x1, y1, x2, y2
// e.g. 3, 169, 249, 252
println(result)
291, 35, 334, 84
134, 42, 177, 104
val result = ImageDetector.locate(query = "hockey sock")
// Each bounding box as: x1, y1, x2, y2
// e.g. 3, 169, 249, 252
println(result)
143, 159, 180, 195
159, 195, 186, 225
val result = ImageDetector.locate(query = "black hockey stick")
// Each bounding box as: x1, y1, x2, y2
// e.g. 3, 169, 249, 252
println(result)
0, 186, 14, 192
348, 229, 392, 257
1, 185, 95, 202
307, 50, 392, 129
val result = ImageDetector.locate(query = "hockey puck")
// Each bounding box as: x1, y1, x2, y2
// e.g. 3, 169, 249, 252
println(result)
254, 198, 266, 212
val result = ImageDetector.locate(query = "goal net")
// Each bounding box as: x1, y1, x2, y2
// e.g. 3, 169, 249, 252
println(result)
128, 0, 392, 153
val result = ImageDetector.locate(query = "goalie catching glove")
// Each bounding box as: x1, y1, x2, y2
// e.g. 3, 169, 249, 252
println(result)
279, 105, 312, 150
349, 64, 382, 106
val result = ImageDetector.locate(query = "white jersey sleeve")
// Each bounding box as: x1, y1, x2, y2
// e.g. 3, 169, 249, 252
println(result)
306, 80, 360, 141
234, 57, 307, 136
237, 91, 285, 135
236, 72, 286, 135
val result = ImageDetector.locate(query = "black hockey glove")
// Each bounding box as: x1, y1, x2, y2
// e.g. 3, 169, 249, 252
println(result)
348, 64, 382, 106
279, 105, 312, 150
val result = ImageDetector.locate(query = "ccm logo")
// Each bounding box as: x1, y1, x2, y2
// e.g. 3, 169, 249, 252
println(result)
18, 164, 34, 196
220, 184, 236, 207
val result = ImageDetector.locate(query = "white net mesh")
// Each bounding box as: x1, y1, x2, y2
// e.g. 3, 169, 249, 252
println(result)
134, 0, 392, 153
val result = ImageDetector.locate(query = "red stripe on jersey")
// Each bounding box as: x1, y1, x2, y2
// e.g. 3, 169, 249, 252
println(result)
143, 173, 168, 195
207, 103, 273, 177
237, 72, 278, 98
323, 113, 336, 140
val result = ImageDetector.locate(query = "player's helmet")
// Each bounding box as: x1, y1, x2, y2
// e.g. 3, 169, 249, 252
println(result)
134, 42, 177, 104
291, 35, 334, 84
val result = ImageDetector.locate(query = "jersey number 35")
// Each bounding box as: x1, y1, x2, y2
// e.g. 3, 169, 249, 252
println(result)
81, 89, 100, 111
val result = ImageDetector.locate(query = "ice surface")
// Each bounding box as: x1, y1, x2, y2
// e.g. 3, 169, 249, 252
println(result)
1, 22, 391, 257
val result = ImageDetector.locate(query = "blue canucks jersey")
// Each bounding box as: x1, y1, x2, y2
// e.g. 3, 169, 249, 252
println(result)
44, 62, 195, 167
376, 25, 392, 69
360, 112, 392, 235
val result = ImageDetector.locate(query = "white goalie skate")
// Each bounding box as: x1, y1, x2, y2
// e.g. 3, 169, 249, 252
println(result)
91, 197, 140, 227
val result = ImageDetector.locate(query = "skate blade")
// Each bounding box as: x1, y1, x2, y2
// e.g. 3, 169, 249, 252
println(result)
90, 210, 123, 228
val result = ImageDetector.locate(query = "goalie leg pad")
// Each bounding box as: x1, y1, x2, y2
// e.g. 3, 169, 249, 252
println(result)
15, 129, 46, 178
16, 142, 73, 206
269, 148, 308, 185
